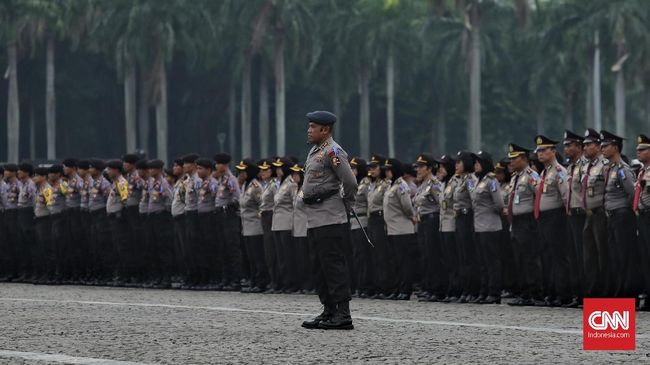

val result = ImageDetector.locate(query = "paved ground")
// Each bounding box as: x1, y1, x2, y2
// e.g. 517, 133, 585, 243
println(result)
0, 283, 649, 364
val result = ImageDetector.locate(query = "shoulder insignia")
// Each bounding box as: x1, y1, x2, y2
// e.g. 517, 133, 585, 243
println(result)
490, 179, 497, 192
619, 169, 626, 180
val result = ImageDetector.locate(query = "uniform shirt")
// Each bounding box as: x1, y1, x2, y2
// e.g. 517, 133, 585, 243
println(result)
538, 160, 568, 212
382, 177, 415, 235
215, 169, 240, 208
239, 179, 264, 236
88, 176, 111, 212
292, 187, 308, 238
302, 136, 357, 229
567, 157, 586, 210
139, 177, 150, 214
452, 173, 477, 211
34, 182, 53, 218
18, 178, 36, 208
508, 167, 540, 216
171, 177, 186, 217
183, 173, 202, 212
351, 177, 371, 230
0, 179, 6, 211
125, 170, 144, 207
413, 175, 442, 217
107, 175, 129, 214
197, 176, 218, 213
48, 181, 66, 215
63, 174, 84, 209
440, 178, 458, 232
4, 179, 20, 210
581, 155, 608, 209
637, 165, 650, 211
367, 178, 390, 214
470, 173, 504, 232
272, 176, 297, 231
604, 159, 635, 211
500, 181, 511, 206
147, 176, 172, 213
259, 178, 279, 212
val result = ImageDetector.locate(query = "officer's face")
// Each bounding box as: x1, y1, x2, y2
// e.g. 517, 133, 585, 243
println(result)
368, 165, 380, 178
215, 163, 227, 175
197, 166, 210, 179
123, 162, 134, 173
259, 168, 271, 180
564, 143, 582, 160
183, 163, 195, 174
415, 164, 430, 180
137, 169, 148, 179
107, 168, 119, 180
33, 175, 44, 184
275, 167, 284, 178
495, 170, 506, 183
583, 142, 600, 159
385, 169, 393, 180
509, 156, 527, 171
536, 147, 554, 164
307, 122, 329, 144
89, 167, 100, 177
455, 160, 464, 175
601, 143, 617, 159
4, 170, 14, 180
437, 166, 447, 180
637, 147, 650, 164
17, 170, 27, 180
63, 166, 74, 176
473, 161, 482, 174
292, 172, 301, 184
173, 164, 183, 176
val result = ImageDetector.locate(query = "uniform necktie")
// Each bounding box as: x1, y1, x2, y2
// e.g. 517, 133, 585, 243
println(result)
633, 169, 646, 214
533, 168, 546, 220
566, 164, 574, 214
507, 173, 519, 224
582, 162, 593, 209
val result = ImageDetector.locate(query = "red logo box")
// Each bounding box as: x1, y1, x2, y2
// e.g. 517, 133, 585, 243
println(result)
583, 298, 635, 351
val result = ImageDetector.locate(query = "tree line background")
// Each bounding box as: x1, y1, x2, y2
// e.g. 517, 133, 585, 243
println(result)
1, 0, 649, 164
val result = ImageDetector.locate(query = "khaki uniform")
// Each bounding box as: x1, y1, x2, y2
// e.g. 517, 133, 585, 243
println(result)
240, 179, 264, 236
470, 173, 503, 232
351, 176, 370, 229
272, 176, 297, 231
382, 177, 415, 235
538, 161, 568, 212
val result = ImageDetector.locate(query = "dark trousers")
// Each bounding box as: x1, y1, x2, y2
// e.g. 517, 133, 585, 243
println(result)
607, 208, 637, 297
511, 213, 543, 299
274, 230, 296, 290
638, 213, 650, 294
369, 215, 394, 294
455, 212, 480, 297
108, 211, 130, 279
294, 236, 313, 290
147, 211, 175, 281
351, 227, 375, 294
50, 213, 67, 278
33, 216, 53, 278
500, 216, 517, 293
243, 235, 269, 289
567, 211, 586, 298
538, 208, 571, 301
65, 209, 84, 280
390, 233, 417, 295
216, 211, 241, 286
477, 231, 503, 297
172, 214, 188, 278
198, 211, 219, 284
419, 213, 444, 296
341, 222, 355, 292
124, 206, 142, 278
261, 211, 279, 289
184, 211, 201, 283
2, 210, 19, 278
308, 223, 351, 305
441, 231, 461, 297
90, 209, 111, 279
17, 208, 35, 277
583, 208, 609, 297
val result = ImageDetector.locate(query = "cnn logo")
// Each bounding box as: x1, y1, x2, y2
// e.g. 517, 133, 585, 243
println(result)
587, 311, 629, 330
583, 298, 635, 351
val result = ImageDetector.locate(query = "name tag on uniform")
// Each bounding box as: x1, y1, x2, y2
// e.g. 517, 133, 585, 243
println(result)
514, 194, 520, 205
542, 182, 547, 193
588, 187, 594, 197
441, 201, 447, 210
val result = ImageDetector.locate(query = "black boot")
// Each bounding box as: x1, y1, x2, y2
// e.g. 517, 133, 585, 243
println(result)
302, 304, 336, 329
318, 301, 354, 330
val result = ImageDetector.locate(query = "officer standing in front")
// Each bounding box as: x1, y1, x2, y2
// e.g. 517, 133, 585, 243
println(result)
634, 134, 650, 310
300, 111, 357, 330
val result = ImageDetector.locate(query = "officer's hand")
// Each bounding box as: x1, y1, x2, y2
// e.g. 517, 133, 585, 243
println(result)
411, 216, 418, 225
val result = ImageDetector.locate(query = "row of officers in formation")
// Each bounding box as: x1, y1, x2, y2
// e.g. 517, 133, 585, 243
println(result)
1, 128, 650, 310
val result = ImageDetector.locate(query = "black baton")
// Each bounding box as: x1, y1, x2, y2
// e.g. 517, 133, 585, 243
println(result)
350, 208, 374, 248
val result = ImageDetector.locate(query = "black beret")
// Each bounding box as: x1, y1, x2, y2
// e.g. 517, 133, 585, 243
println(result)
135, 160, 149, 170
49, 164, 64, 174
456, 150, 474, 161
122, 153, 140, 164
415, 153, 435, 167
89, 159, 105, 170
35, 167, 49, 176
182, 153, 199, 164
495, 158, 509, 171
173, 158, 184, 167
164, 167, 174, 176
213, 153, 232, 164
106, 160, 123, 170
18, 162, 34, 174
3, 163, 18, 172
472, 150, 493, 163
196, 158, 214, 169
434, 154, 455, 165
306, 110, 337, 126
369, 154, 387, 167
62, 158, 78, 168
77, 160, 90, 169
403, 163, 416, 176
147, 159, 164, 169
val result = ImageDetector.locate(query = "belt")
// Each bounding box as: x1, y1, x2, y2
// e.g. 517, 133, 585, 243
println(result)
369, 210, 384, 217
454, 208, 472, 215
148, 210, 167, 216
639, 209, 650, 216
185, 210, 199, 216
585, 206, 605, 216
216, 203, 239, 215
606, 207, 631, 218
172, 213, 185, 220
303, 189, 339, 205
34, 215, 50, 221
89, 209, 106, 216
107, 211, 123, 219
420, 212, 440, 220
569, 208, 585, 216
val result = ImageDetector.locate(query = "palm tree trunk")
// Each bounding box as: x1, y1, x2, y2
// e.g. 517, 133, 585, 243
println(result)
586, 74, 593, 128
124, 58, 137, 153
274, 28, 286, 156
563, 89, 574, 130
155, 62, 168, 162
6, 40, 20, 163
593, 31, 602, 131
45, 36, 56, 160
138, 67, 150, 155
359, 68, 370, 159
614, 43, 626, 137
386, 49, 396, 157
435, 109, 446, 156
241, 53, 252, 158
468, 5, 481, 151
536, 105, 545, 134
228, 82, 236, 157
259, 60, 270, 158
30, 101, 36, 160
333, 76, 342, 142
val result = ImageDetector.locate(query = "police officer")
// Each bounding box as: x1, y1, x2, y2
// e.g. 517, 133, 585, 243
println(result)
47, 164, 67, 284
259, 158, 280, 293
634, 134, 650, 309
62, 158, 84, 283
214, 153, 242, 290
436, 155, 460, 302
506, 144, 543, 306
349, 157, 373, 298
413, 154, 444, 302
180, 154, 202, 288
563, 130, 586, 305
77, 160, 93, 282
32, 167, 54, 284
290, 163, 313, 292
147, 159, 174, 288
470, 151, 504, 304
453, 150, 480, 303
601, 130, 636, 298
106, 160, 130, 285
272, 157, 298, 293
17, 162, 36, 281
533, 135, 572, 306
88, 159, 112, 284
237, 158, 269, 293
196, 158, 219, 289
121, 154, 144, 284
135, 159, 151, 284
495, 158, 516, 297
1, 164, 20, 281
366, 154, 390, 298
170, 157, 189, 286
300, 110, 357, 330
383, 158, 417, 300
0, 165, 8, 281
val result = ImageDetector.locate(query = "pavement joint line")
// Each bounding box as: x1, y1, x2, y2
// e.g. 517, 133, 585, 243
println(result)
5, 296, 644, 338
0, 349, 152, 365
